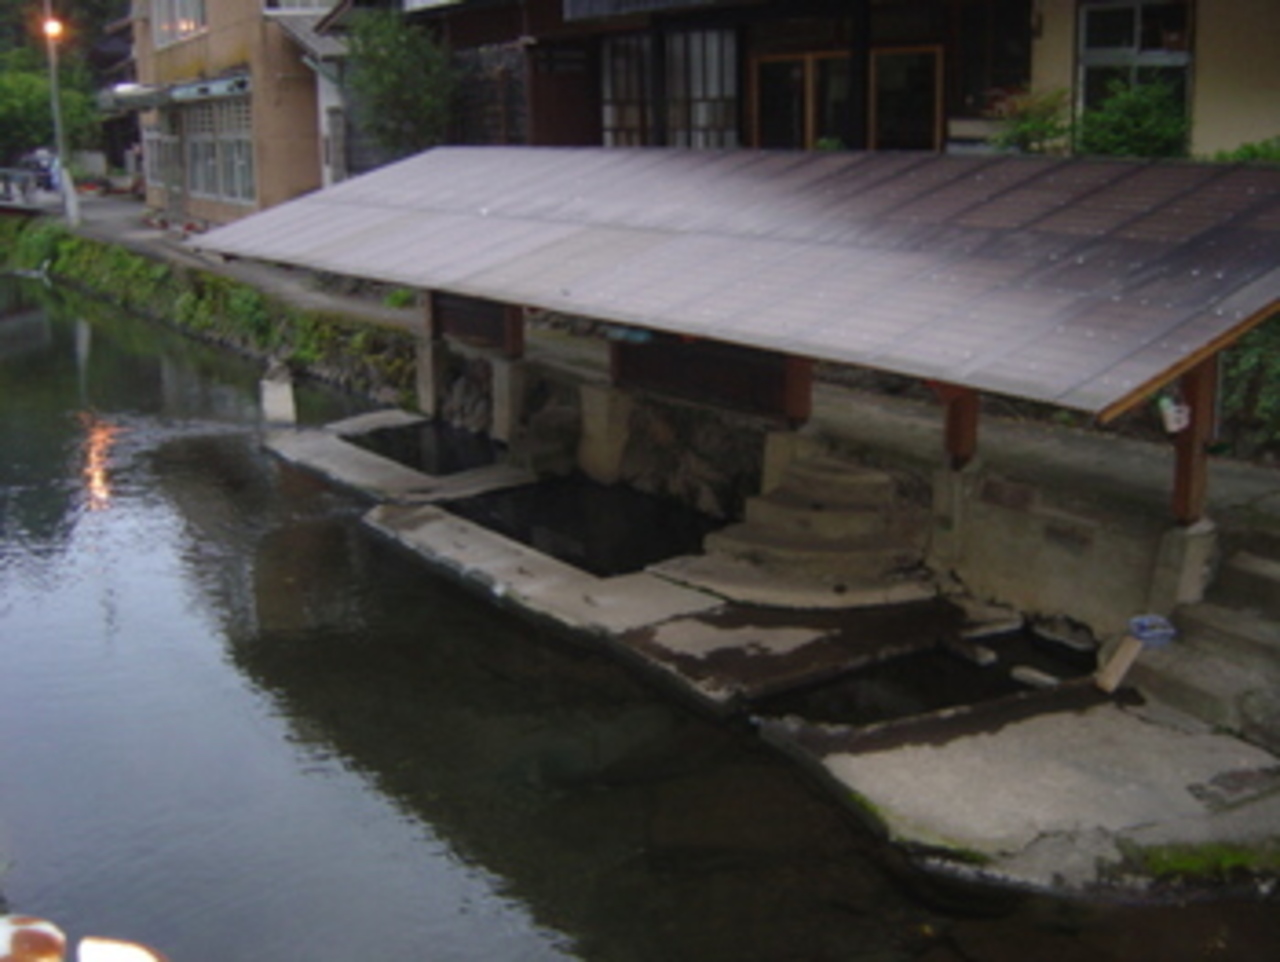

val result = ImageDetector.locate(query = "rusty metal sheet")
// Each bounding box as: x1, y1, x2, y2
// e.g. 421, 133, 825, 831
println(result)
194, 147, 1280, 417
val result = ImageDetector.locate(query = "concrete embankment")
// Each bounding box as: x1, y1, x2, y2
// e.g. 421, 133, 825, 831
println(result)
269, 411, 1280, 900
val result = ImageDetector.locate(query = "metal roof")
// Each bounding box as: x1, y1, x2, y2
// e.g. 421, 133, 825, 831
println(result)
269, 11, 348, 62
194, 147, 1280, 419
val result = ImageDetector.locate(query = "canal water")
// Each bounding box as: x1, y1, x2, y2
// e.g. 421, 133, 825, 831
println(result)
1, 278, 1277, 961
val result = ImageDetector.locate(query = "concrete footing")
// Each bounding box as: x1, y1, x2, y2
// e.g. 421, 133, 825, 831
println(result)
260, 362, 297, 425
578, 383, 633, 484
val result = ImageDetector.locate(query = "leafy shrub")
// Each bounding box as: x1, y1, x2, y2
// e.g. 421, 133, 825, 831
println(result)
1221, 316, 1280, 459
1078, 80, 1188, 158
987, 88, 1072, 154
382, 287, 418, 309
1211, 136, 1280, 165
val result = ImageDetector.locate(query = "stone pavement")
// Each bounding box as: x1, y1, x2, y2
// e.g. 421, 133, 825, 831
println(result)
33, 193, 1280, 898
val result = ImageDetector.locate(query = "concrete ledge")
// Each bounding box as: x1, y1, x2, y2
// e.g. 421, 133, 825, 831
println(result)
366, 503, 722, 637
766, 699, 1280, 895
267, 428, 536, 503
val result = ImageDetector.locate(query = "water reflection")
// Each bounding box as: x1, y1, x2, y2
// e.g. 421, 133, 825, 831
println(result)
79, 413, 118, 512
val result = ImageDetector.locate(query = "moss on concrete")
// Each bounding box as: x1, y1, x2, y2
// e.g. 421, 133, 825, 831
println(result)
1, 216, 418, 406
1121, 838, 1280, 884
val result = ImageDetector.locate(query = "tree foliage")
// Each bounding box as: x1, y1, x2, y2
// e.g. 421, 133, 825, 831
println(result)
346, 10, 456, 156
0, 49, 99, 164
1078, 80, 1189, 159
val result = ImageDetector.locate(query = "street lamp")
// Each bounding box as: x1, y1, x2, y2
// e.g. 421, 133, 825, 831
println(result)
42, 0, 80, 226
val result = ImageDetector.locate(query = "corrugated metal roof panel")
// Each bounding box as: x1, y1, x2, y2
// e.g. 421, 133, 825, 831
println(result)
195, 147, 1280, 417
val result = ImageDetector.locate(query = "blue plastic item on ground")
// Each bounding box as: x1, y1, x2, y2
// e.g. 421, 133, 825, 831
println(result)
1128, 614, 1177, 647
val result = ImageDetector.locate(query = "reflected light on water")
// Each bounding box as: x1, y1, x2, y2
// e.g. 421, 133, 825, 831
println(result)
80, 412, 119, 512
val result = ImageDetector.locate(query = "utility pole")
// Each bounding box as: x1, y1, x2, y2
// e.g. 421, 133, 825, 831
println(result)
43, 0, 81, 226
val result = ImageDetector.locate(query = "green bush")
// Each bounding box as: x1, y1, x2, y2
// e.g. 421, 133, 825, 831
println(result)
1078, 80, 1189, 158
382, 287, 418, 309
0, 219, 418, 402
1211, 136, 1280, 165
988, 88, 1072, 154
1221, 316, 1280, 459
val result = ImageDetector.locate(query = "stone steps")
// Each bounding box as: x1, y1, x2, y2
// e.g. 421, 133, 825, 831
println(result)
705, 523, 921, 582
702, 453, 926, 588
1131, 649, 1269, 741
778, 456, 898, 506
1129, 546, 1280, 753
1175, 602, 1280, 671
1211, 550, 1280, 620
745, 486, 888, 540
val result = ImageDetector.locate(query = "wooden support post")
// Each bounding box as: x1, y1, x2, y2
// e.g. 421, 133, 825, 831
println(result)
416, 291, 447, 419
503, 304, 525, 359
783, 357, 814, 426
1172, 356, 1218, 525
929, 381, 980, 470
424, 291, 443, 341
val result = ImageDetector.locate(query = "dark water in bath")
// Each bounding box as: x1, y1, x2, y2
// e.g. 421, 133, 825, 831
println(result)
444, 476, 725, 577
345, 420, 501, 476
1, 277, 1277, 961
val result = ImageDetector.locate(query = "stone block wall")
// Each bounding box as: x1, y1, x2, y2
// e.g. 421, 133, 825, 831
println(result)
928, 466, 1199, 639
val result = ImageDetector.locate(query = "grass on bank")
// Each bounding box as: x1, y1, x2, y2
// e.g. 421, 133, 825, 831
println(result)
0, 217, 418, 405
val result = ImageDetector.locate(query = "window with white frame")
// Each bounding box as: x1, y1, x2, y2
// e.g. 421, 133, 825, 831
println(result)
142, 118, 180, 193
173, 97, 255, 204
1078, 1, 1190, 110
153, 0, 207, 47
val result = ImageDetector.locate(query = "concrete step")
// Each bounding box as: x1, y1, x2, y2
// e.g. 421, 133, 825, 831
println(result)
1175, 602, 1280, 673
1211, 551, 1280, 620
1127, 644, 1278, 744
705, 523, 920, 581
744, 487, 889, 540
650, 554, 937, 610
777, 457, 897, 506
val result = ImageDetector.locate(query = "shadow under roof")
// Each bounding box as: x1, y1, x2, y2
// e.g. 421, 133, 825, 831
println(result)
194, 147, 1280, 420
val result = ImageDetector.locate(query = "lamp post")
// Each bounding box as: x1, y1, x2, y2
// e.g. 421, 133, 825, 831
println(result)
42, 0, 80, 226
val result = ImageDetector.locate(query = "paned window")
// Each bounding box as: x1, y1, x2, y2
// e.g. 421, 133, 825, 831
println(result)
153, 0, 207, 47
602, 34, 653, 146
170, 97, 255, 205
666, 29, 739, 148
1078, 1, 1190, 110
602, 28, 739, 148
142, 118, 180, 193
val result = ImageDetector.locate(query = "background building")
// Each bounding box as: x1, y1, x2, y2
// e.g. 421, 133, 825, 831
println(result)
1033, 0, 1280, 157
132, 0, 329, 224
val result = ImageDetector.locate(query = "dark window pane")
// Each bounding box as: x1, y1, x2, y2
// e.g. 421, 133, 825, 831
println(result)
758, 59, 807, 148
816, 58, 852, 145
1141, 3, 1188, 51
874, 49, 940, 150
1085, 7, 1136, 49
